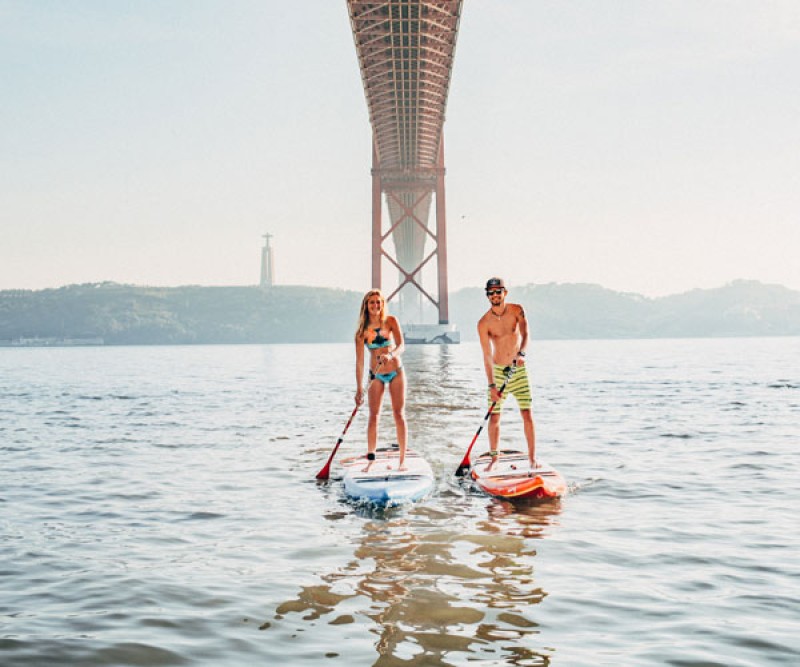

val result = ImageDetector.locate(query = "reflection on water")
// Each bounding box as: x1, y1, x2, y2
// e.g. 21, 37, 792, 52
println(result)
265, 497, 563, 665
482, 498, 564, 541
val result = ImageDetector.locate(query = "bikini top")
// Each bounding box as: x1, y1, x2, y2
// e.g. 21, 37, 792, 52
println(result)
365, 326, 392, 350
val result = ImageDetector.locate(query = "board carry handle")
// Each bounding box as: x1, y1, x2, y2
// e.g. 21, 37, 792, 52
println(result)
454, 360, 517, 477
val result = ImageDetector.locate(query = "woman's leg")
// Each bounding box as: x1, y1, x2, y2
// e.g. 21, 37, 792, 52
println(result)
388, 371, 407, 468
367, 378, 385, 456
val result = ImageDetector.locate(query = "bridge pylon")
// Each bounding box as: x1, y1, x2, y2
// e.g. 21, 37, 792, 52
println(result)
371, 138, 449, 326
348, 0, 463, 342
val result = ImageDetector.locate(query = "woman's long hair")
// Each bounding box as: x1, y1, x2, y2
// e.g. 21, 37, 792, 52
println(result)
356, 289, 386, 339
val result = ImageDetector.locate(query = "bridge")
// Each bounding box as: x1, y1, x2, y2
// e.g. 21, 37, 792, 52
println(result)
347, 0, 463, 339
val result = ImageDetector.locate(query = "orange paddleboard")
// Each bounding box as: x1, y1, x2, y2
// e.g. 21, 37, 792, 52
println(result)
470, 450, 567, 500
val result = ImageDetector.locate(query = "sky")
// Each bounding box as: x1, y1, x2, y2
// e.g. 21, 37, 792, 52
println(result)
2, 0, 799, 298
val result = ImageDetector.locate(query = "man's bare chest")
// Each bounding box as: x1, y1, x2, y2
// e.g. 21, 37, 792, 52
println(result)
488, 320, 519, 339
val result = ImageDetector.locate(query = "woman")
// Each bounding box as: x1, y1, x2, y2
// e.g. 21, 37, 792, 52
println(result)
355, 289, 407, 469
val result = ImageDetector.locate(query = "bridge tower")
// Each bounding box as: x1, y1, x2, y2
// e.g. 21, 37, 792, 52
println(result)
348, 0, 463, 343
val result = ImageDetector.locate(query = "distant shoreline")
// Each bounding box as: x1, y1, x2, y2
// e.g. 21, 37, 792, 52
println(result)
0, 336, 105, 347
2, 280, 799, 346
3, 335, 800, 351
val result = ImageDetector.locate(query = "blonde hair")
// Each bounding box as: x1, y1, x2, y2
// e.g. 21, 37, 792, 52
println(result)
356, 289, 387, 338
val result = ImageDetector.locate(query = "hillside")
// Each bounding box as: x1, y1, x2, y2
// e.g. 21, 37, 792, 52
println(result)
450, 280, 800, 341
1, 280, 799, 346
0, 283, 361, 345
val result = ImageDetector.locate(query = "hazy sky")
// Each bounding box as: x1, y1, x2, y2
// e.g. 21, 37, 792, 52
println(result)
3, 1, 799, 297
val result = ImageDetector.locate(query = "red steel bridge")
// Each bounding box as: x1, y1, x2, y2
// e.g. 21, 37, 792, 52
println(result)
347, 0, 463, 327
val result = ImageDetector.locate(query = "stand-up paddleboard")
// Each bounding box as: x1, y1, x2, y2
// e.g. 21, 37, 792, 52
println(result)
470, 450, 567, 500
340, 446, 434, 505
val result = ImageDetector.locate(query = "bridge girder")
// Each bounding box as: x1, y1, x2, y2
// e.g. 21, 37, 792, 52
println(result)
348, 0, 462, 171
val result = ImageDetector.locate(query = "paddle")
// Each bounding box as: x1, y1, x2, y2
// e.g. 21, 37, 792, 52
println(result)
454, 360, 517, 477
315, 358, 385, 480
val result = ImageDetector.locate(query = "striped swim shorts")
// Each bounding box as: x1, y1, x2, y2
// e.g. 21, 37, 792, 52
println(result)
488, 363, 532, 413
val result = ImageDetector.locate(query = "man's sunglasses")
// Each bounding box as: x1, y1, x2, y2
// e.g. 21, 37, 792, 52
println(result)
486, 289, 504, 296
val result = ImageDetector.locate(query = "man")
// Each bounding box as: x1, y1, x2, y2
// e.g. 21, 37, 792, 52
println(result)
477, 277, 537, 468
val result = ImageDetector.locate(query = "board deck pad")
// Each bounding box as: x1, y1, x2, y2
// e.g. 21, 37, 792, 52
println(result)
470, 449, 567, 500
340, 446, 434, 505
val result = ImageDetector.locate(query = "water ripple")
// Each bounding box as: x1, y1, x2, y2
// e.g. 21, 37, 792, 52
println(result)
1, 340, 799, 665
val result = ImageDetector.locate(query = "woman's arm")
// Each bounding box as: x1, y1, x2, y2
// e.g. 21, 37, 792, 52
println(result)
354, 333, 365, 403
388, 316, 405, 361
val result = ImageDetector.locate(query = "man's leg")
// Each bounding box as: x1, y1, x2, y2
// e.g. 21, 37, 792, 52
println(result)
487, 411, 501, 469
520, 408, 536, 467
487, 364, 510, 469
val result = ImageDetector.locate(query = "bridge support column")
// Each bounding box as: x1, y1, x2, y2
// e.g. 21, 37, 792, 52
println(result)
371, 141, 382, 290
368, 136, 458, 342
435, 138, 449, 324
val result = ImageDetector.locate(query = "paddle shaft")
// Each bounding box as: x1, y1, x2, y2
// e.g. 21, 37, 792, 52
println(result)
455, 362, 517, 477
314, 405, 359, 480
315, 357, 386, 480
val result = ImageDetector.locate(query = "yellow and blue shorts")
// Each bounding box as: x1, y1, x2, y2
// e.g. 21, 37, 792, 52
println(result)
489, 364, 532, 413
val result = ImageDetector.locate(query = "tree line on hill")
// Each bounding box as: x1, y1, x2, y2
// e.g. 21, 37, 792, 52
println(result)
1, 280, 799, 346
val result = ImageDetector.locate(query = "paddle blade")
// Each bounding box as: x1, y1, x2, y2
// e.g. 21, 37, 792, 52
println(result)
454, 424, 485, 477
454, 459, 470, 477
315, 439, 342, 480
315, 461, 332, 481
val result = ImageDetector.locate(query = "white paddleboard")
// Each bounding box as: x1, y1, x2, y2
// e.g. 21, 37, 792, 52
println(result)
341, 446, 434, 505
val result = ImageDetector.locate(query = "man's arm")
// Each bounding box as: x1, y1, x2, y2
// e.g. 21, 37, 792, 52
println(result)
516, 304, 529, 363
477, 316, 495, 387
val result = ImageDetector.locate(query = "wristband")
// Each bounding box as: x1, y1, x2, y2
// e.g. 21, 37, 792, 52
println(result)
488, 383, 496, 388
518, 350, 526, 357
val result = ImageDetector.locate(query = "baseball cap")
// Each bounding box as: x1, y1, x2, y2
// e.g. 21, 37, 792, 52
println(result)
485, 277, 505, 291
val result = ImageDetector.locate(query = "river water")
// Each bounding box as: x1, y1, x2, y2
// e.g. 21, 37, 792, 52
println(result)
1, 338, 798, 666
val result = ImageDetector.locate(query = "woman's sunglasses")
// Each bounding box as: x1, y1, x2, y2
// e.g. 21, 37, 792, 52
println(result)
486, 289, 504, 296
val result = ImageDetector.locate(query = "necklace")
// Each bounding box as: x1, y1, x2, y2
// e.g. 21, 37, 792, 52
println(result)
491, 306, 507, 319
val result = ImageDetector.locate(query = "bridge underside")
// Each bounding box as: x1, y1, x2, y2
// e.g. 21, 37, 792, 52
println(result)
348, 0, 462, 324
